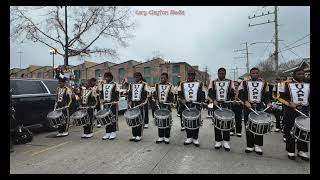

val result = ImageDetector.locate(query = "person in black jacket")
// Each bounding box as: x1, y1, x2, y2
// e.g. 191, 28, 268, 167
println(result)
99, 72, 120, 140
177, 70, 205, 147
239, 67, 271, 155
127, 72, 150, 142
153, 73, 174, 144
281, 68, 310, 161
208, 68, 235, 151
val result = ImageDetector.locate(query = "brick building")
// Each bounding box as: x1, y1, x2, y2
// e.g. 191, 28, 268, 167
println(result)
86, 61, 116, 79
109, 60, 140, 84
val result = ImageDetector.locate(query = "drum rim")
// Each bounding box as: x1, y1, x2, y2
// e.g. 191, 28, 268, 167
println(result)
124, 108, 141, 119
71, 109, 88, 119
96, 108, 112, 118
294, 116, 310, 131
182, 108, 200, 120
47, 110, 63, 119
213, 108, 235, 121
154, 109, 171, 119
248, 111, 273, 124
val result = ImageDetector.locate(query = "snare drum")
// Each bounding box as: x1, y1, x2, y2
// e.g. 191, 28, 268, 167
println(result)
182, 108, 202, 129
124, 108, 142, 127
70, 109, 90, 126
213, 108, 235, 131
95, 108, 115, 126
154, 109, 172, 129
292, 116, 310, 143
47, 110, 66, 127
247, 111, 273, 135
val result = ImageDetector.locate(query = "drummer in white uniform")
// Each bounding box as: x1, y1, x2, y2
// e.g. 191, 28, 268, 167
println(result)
153, 73, 174, 144
208, 68, 235, 151
99, 72, 120, 140
281, 68, 310, 161
177, 70, 206, 147
127, 72, 150, 142
239, 67, 271, 155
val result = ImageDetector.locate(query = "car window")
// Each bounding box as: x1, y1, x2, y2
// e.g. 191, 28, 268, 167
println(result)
10, 80, 48, 95
42, 80, 58, 94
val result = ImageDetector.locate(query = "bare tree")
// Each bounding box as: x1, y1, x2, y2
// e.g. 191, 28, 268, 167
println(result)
10, 6, 136, 65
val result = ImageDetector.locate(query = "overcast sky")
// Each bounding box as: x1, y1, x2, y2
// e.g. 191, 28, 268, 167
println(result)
10, 6, 310, 80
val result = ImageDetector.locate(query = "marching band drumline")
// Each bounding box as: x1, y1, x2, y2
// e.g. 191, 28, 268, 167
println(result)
47, 67, 310, 161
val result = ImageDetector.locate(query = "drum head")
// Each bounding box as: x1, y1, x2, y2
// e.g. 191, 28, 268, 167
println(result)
154, 109, 170, 119
295, 116, 310, 131
96, 108, 110, 118
182, 108, 200, 120
208, 103, 214, 109
71, 110, 88, 119
47, 110, 62, 119
249, 111, 272, 124
124, 108, 141, 119
214, 108, 235, 121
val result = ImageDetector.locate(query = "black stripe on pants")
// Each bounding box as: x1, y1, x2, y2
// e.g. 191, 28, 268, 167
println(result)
179, 111, 185, 128
105, 105, 117, 133
283, 107, 308, 153
83, 108, 94, 134
158, 127, 171, 138
244, 108, 263, 147
186, 128, 199, 139
231, 104, 243, 134
214, 127, 230, 141
144, 103, 149, 124
132, 125, 142, 137
58, 109, 70, 133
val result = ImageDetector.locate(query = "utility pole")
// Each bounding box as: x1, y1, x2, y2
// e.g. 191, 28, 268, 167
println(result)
245, 42, 249, 73
17, 50, 23, 69
204, 66, 208, 86
64, 6, 68, 66
249, 6, 279, 72
234, 42, 251, 73
274, 6, 279, 72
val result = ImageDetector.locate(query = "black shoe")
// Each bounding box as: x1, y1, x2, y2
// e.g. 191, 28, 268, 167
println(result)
224, 147, 230, 151
134, 139, 141, 142
109, 137, 115, 140
298, 154, 310, 161
194, 143, 200, 147
256, 151, 263, 155
156, 140, 163, 144
129, 138, 136, 141
184, 142, 192, 145
245, 148, 254, 153
165, 141, 170, 144
288, 155, 296, 160
215, 146, 221, 149
181, 128, 186, 131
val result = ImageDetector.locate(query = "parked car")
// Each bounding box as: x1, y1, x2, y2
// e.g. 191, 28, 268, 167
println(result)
10, 78, 58, 131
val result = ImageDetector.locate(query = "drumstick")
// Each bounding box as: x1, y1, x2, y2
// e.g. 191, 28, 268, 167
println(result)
184, 103, 190, 111
250, 108, 259, 115
215, 105, 223, 111
262, 105, 272, 112
295, 109, 309, 118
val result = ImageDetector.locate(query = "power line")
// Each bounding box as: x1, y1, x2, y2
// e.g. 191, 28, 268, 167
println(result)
281, 34, 310, 49
279, 41, 310, 52
280, 41, 303, 59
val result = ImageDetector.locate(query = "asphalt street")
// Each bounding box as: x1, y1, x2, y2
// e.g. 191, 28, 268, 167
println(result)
10, 109, 310, 174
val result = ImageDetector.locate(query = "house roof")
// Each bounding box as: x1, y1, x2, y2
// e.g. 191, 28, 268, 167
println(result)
283, 58, 310, 73
133, 58, 165, 67
87, 60, 117, 69
109, 60, 139, 68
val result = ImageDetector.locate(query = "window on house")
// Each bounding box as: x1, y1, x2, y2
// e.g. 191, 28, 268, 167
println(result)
144, 67, 151, 76
153, 76, 160, 84
172, 76, 181, 86
144, 77, 151, 84
119, 68, 125, 78
95, 69, 101, 77
172, 65, 180, 73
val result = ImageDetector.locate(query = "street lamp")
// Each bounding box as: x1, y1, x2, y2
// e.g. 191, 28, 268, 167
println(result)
49, 48, 57, 79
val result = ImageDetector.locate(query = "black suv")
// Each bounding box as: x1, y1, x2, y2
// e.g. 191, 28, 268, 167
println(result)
10, 78, 58, 131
